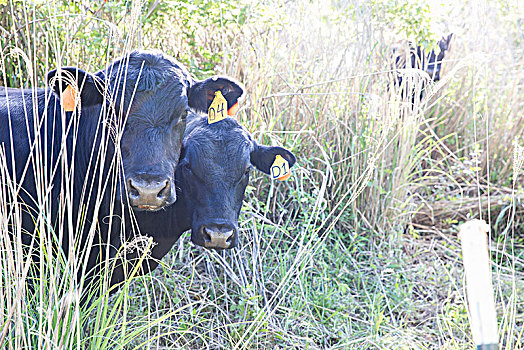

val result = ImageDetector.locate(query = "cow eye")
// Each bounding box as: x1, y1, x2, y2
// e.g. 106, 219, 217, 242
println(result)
182, 162, 192, 173
176, 110, 188, 124
222, 86, 230, 95
243, 167, 251, 178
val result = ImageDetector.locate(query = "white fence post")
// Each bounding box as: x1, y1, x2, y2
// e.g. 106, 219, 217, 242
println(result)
459, 219, 499, 350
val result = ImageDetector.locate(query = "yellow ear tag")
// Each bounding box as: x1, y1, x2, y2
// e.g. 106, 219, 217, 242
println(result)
208, 91, 227, 124
270, 155, 291, 181
62, 85, 77, 112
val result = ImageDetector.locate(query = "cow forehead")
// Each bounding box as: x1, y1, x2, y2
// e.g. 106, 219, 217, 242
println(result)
186, 129, 252, 174
103, 51, 191, 108
105, 51, 190, 84
189, 133, 251, 161
127, 80, 188, 122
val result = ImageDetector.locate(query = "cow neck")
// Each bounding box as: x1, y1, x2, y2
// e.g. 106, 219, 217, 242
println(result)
129, 192, 189, 243
172, 190, 190, 234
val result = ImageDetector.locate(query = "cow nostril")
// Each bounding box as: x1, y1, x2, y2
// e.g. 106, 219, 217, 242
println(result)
157, 180, 170, 199
226, 228, 235, 244
128, 180, 139, 198
203, 227, 212, 243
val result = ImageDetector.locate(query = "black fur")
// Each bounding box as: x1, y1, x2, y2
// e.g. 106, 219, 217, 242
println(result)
0, 50, 245, 298
393, 34, 453, 101
110, 115, 296, 286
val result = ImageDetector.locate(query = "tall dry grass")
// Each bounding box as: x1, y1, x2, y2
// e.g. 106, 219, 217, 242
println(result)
0, 1, 182, 349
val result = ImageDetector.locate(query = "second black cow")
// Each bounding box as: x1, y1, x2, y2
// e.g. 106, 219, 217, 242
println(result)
111, 113, 296, 287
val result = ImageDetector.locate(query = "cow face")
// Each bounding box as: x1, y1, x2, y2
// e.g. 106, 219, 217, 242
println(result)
424, 33, 453, 81
46, 50, 239, 212
177, 117, 296, 249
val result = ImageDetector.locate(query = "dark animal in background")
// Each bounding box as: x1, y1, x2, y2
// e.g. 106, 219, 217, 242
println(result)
0, 50, 242, 293
112, 113, 297, 287
392, 33, 453, 100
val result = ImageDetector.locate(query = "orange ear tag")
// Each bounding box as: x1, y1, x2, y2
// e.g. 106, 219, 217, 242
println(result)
227, 102, 240, 116
270, 155, 291, 181
208, 91, 227, 124
62, 85, 77, 112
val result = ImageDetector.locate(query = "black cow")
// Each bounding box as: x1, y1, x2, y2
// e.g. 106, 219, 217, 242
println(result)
1, 50, 190, 216
392, 34, 453, 100
0, 50, 243, 291
111, 114, 297, 287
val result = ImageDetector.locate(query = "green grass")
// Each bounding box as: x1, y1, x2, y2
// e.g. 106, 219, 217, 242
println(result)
1, 0, 524, 349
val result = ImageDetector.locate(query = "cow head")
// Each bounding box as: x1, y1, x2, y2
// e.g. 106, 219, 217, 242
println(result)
424, 33, 453, 81
47, 50, 238, 212
177, 117, 296, 249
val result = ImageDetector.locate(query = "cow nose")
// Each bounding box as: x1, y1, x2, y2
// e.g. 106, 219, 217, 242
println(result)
202, 224, 236, 249
127, 177, 171, 210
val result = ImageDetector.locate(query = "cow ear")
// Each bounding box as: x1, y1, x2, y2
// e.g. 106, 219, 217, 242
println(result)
187, 76, 244, 114
47, 67, 105, 109
439, 33, 453, 51
250, 144, 296, 174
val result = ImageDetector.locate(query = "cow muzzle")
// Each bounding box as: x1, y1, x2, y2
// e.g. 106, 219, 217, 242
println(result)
200, 224, 237, 249
127, 177, 173, 210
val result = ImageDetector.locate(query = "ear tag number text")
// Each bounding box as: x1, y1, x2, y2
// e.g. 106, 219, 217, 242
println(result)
271, 155, 291, 181
62, 85, 78, 112
208, 91, 227, 124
